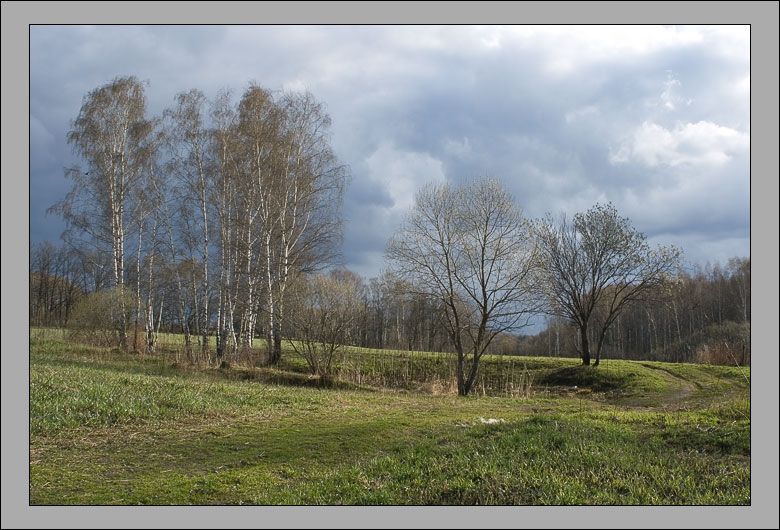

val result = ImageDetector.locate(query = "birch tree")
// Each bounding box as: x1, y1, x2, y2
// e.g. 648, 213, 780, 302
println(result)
210, 90, 240, 359
152, 150, 196, 360
264, 90, 348, 364
51, 76, 156, 349
235, 84, 283, 353
165, 89, 214, 356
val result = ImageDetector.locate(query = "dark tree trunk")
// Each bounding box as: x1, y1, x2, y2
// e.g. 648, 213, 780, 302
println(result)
457, 352, 466, 396
272, 332, 283, 364
594, 332, 605, 367
266, 330, 282, 365
580, 325, 591, 366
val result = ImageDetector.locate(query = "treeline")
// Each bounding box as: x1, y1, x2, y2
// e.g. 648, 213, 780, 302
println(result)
516, 257, 751, 365
30, 236, 750, 367
29, 241, 89, 328
28, 246, 455, 355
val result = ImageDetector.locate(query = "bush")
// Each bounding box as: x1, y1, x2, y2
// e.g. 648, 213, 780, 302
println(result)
67, 287, 137, 349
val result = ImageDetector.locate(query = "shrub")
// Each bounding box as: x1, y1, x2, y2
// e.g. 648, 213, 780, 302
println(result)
67, 287, 137, 349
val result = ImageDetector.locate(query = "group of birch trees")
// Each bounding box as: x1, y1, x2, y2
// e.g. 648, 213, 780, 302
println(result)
50, 76, 348, 364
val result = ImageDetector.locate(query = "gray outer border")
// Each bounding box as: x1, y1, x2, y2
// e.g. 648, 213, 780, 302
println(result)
4, 1, 777, 528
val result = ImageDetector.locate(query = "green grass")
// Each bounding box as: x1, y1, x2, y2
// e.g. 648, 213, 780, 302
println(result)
29, 334, 750, 505
275, 413, 749, 505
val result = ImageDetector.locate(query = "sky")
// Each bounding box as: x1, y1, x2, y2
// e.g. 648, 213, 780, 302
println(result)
29, 24, 751, 280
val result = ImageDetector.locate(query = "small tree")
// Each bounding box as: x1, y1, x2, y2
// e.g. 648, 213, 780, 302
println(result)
284, 270, 363, 381
534, 203, 681, 366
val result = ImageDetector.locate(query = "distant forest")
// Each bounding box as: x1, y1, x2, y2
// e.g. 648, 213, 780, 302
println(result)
30, 239, 749, 367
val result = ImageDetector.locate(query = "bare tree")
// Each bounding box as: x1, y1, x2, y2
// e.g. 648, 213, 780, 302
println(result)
48, 79, 349, 363
30, 241, 59, 326
151, 157, 199, 361
30, 242, 83, 327
727, 257, 750, 324
534, 203, 681, 366
139, 217, 164, 354
212, 85, 348, 363
50, 76, 157, 349
67, 286, 138, 348
387, 177, 540, 396
234, 85, 284, 355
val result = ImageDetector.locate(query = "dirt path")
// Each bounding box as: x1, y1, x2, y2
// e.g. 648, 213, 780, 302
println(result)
614, 363, 698, 410
646, 364, 698, 402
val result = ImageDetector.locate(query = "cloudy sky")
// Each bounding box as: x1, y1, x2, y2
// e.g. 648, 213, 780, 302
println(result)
30, 24, 750, 279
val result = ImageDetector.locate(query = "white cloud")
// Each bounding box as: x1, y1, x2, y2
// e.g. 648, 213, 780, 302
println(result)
365, 143, 446, 212
498, 25, 707, 75
737, 75, 750, 94
610, 120, 749, 168
282, 79, 307, 93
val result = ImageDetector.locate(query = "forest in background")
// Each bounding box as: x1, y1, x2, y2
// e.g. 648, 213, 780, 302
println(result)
29, 239, 750, 367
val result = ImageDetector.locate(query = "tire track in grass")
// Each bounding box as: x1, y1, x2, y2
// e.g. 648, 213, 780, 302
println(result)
616, 363, 697, 410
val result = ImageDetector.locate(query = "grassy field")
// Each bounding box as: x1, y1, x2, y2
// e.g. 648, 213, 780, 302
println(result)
29, 331, 750, 505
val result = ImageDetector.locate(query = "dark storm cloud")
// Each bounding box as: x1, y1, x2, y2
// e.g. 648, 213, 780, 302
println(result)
30, 25, 750, 276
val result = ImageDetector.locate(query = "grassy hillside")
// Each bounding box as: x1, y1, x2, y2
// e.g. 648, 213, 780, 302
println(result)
29, 334, 750, 505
